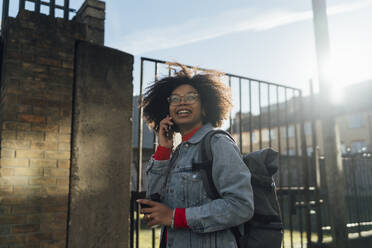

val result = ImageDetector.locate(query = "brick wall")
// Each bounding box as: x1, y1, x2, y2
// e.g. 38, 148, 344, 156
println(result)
0, 11, 85, 248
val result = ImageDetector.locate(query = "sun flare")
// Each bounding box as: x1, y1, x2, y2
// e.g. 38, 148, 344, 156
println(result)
323, 51, 371, 105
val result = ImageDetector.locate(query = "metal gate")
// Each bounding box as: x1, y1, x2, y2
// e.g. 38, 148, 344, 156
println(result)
131, 57, 323, 248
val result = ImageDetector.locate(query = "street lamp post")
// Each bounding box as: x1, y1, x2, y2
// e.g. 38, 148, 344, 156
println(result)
311, 1, 348, 248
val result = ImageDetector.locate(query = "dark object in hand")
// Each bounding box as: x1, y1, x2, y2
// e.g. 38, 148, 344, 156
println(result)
140, 193, 161, 209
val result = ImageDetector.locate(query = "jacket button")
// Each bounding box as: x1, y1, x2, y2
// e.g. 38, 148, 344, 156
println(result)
185, 143, 189, 148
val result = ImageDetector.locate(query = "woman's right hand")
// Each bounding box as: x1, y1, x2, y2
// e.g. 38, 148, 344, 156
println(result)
158, 116, 174, 149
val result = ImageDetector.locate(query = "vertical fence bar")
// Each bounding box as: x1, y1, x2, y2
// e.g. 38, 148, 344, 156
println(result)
344, 159, 353, 233
351, 156, 362, 237
136, 58, 145, 248
239, 78, 243, 152
310, 80, 323, 244
299, 90, 312, 248
2, 0, 10, 31
154, 62, 158, 81
366, 157, 372, 227
229, 76, 232, 134
365, 158, 372, 227
314, 148, 323, 244
50, 0, 56, 17
285, 89, 294, 248
249, 80, 253, 152
19, 0, 26, 11
364, 156, 372, 228
276, 86, 285, 248
268, 84, 272, 148
358, 156, 369, 233
35, 0, 41, 13
293, 90, 304, 248
130, 191, 135, 248
258, 82, 262, 150
319, 156, 331, 239
369, 114, 372, 154
64, 0, 70, 20
152, 62, 159, 248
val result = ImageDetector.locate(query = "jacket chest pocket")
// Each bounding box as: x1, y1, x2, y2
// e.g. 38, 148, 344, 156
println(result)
166, 172, 185, 206
181, 170, 209, 207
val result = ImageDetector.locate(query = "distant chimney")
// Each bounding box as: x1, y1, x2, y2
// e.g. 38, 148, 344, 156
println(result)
74, 0, 105, 45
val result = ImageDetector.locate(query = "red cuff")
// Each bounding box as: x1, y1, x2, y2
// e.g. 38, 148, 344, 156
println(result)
153, 146, 172, 160
174, 208, 189, 229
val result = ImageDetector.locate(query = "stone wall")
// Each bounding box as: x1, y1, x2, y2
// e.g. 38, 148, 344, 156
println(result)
0, 1, 133, 247
68, 40, 133, 248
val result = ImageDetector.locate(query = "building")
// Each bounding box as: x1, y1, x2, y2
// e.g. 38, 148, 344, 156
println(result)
230, 80, 372, 156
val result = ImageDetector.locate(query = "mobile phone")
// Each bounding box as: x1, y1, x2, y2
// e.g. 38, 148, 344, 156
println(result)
140, 202, 152, 209
165, 120, 179, 138
172, 121, 180, 132
165, 124, 174, 139
139, 193, 161, 209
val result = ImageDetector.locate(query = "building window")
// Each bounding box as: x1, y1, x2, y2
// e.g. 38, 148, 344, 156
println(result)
351, 141, 366, 153
262, 130, 269, 142
288, 125, 295, 138
270, 130, 276, 140
252, 132, 257, 143
307, 147, 313, 156
261, 129, 275, 142
304, 122, 312, 135
348, 113, 365, 128
288, 149, 296, 156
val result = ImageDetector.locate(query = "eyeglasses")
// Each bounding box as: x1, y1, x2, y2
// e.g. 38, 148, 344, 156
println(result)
167, 92, 199, 105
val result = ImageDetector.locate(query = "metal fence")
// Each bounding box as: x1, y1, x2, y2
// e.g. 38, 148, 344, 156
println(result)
131, 57, 320, 248
131, 57, 372, 248
343, 155, 372, 236
305, 154, 372, 246
334, 155, 372, 238
1, 0, 76, 31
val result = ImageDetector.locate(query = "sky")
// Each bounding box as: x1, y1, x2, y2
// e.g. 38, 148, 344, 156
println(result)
3, 0, 372, 98
101, 0, 372, 98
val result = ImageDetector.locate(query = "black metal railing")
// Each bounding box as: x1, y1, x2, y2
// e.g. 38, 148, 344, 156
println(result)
342, 154, 372, 237
313, 154, 372, 241
131, 57, 317, 248
1, 0, 76, 31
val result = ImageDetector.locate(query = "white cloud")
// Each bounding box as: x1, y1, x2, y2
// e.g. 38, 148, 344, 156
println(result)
112, 0, 372, 55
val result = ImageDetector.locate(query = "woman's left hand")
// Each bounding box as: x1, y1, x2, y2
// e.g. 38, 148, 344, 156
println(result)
137, 199, 173, 228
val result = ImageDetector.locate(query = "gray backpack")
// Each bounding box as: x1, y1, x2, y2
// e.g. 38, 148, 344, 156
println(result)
192, 130, 283, 248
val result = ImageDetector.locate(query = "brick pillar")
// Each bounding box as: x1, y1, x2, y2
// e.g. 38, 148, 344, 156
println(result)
0, 11, 85, 247
74, 0, 105, 45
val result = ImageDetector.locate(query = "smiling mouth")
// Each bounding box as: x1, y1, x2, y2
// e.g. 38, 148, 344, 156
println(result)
176, 109, 192, 116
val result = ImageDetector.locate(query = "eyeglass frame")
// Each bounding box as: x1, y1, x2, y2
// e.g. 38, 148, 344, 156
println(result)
167, 92, 199, 105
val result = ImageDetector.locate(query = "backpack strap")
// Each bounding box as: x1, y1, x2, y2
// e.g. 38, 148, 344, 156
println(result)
192, 129, 242, 248
198, 130, 234, 161
192, 129, 232, 200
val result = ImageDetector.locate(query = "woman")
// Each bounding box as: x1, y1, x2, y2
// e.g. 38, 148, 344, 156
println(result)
137, 67, 254, 248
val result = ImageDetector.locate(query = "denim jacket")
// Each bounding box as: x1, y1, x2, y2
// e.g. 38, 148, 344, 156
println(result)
146, 123, 254, 248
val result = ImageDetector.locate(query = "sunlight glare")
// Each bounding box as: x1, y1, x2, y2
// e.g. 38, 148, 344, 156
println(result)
322, 54, 370, 105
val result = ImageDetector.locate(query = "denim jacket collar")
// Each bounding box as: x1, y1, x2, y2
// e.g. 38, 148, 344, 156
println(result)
186, 123, 215, 144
